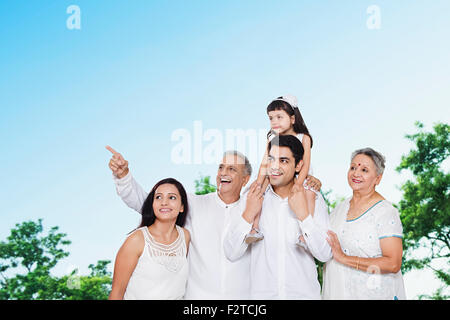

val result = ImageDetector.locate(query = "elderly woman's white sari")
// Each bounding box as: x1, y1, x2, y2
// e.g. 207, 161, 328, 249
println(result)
322, 197, 406, 300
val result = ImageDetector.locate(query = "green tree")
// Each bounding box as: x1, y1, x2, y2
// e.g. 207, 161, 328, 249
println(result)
0, 219, 111, 300
194, 174, 216, 195
37, 260, 112, 300
396, 122, 449, 299
321, 189, 345, 213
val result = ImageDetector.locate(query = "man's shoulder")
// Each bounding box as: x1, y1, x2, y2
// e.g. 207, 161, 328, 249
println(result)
188, 191, 216, 198
187, 192, 217, 204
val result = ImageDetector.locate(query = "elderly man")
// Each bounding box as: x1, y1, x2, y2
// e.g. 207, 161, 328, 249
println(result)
224, 135, 332, 299
106, 145, 322, 299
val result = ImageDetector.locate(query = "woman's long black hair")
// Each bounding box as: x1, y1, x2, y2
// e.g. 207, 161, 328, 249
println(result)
138, 178, 189, 229
267, 97, 313, 148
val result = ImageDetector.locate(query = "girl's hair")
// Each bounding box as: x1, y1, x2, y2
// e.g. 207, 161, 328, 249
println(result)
138, 178, 189, 229
266, 97, 313, 148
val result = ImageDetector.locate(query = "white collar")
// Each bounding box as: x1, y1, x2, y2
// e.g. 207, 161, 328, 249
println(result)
214, 191, 241, 208
266, 184, 289, 202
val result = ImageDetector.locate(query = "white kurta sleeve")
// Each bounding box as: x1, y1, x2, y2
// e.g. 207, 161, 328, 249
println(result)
224, 215, 252, 262
113, 171, 148, 214
376, 205, 403, 240
182, 194, 198, 234
297, 193, 332, 262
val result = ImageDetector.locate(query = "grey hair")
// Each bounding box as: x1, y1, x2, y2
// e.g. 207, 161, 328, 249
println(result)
351, 148, 386, 175
222, 150, 252, 177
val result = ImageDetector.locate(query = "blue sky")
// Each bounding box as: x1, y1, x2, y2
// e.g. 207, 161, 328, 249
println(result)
1, 0, 449, 299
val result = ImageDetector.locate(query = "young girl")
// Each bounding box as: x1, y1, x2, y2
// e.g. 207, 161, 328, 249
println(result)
245, 95, 316, 246
109, 178, 191, 300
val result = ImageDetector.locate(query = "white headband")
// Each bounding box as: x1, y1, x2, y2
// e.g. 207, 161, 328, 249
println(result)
272, 94, 298, 110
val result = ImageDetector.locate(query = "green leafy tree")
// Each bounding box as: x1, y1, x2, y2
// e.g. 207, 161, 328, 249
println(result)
0, 219, 71, 299
321, 189, 345, 213
37, 260, 112, 300
0, 219, 111, 300
194, 174, 216, 195
396, 122, 449, 299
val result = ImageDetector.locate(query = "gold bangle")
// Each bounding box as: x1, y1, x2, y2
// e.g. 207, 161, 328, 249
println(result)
356, 257, 360, 270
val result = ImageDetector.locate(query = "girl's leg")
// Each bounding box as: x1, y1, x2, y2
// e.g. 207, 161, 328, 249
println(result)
249, 212, 261, 234
245, 212, 264, 244
250, 175, 268, 235
249, 175, 269, 234
245, 173, 268, 244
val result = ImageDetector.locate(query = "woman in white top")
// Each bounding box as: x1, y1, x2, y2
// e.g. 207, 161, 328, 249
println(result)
323, 148, 406, 300
109, 178, 190, 300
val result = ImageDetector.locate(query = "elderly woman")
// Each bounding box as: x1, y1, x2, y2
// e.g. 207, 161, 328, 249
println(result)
322, 148, 406, 300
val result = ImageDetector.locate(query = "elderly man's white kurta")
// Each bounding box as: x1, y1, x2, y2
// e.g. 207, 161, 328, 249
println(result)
113, 172, 251, 299
224, 185, 332, 299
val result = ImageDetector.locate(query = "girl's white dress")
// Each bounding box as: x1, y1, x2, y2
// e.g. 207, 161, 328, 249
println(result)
322, 198, 406, 300
123, 225, 188, 300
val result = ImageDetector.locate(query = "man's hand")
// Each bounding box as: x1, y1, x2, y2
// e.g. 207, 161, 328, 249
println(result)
242, 181, 265, 224
106, 145, 129, 179
305, 175, 322, 192
288, 182, 309, 221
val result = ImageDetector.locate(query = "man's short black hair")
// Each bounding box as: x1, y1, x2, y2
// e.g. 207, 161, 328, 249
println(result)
268, 135, 304, 165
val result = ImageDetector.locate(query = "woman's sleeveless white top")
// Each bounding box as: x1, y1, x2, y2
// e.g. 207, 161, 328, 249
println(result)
123, 225, 188, 300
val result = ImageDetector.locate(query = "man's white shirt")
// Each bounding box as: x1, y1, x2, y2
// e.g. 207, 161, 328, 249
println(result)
113, 172, 251, 299
224, 185, 332, 299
